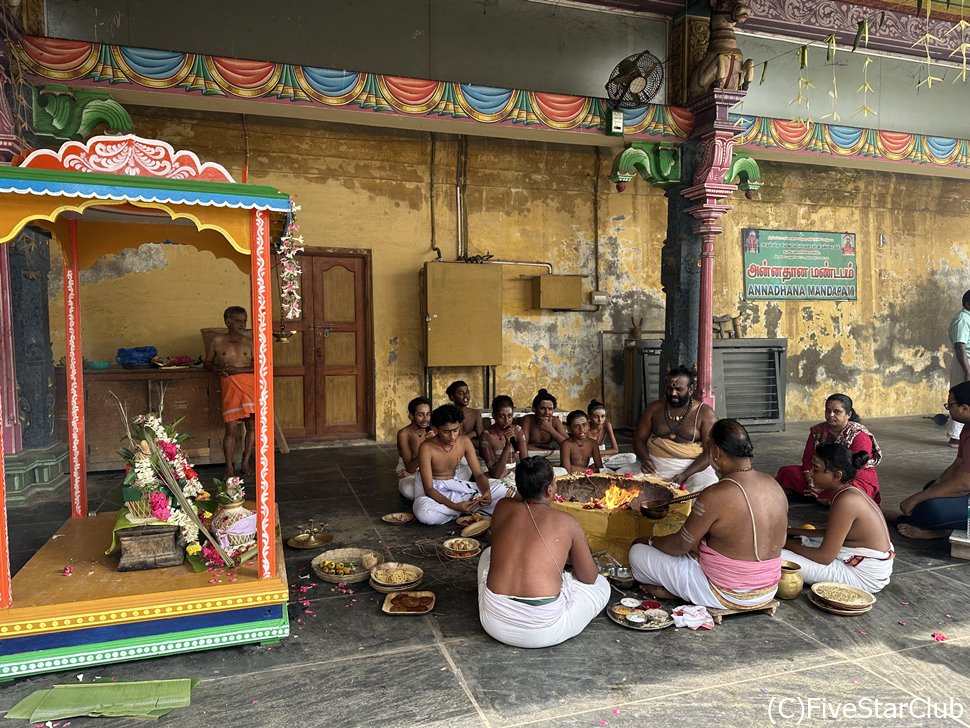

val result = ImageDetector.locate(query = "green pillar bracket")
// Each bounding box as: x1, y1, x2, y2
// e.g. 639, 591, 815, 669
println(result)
726, 151, 763, 197
609, 142, 682, 190
31, 84, 133, 140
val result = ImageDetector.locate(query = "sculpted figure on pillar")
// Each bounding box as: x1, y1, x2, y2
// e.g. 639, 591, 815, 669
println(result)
687, 0, 755, 101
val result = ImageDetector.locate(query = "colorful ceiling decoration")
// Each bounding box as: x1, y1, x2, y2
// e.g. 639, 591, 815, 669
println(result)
734, 115, 970, 168
12, 36, 970, 173
12, 37, 691, 141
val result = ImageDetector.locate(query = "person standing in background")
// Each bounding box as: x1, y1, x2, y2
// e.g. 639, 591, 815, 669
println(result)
947, 290, 970, 447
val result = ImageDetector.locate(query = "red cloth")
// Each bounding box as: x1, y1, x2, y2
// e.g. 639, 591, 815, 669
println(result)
220, 373, 256, 422
776, 421, 882, 504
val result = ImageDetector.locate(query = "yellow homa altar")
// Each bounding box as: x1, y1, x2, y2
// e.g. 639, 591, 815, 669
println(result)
551, 473, 692, 566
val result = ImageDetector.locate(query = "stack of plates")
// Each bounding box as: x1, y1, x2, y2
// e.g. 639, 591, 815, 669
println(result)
807, 582, 876, 616
369, 562, 424, 593
443, 537, 481, 559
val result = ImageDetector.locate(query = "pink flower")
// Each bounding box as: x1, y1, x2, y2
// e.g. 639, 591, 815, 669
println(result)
585, 469, 595, 475
149, 491, 171, 521
932, 631, 950, 642
623, 473, 633, 478
202, 542, 225, 567
62, 565, 74, 576
158, 440, 178, 460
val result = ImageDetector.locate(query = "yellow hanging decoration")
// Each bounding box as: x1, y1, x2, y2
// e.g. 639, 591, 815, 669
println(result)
948, 1, 970, 82
853, 56, 877, 118
760, 61, 768, 86
821, 73, 840, 122
798, 45, 809, 69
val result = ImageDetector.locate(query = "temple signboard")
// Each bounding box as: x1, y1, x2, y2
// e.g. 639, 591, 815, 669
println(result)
742, 228, 857, 301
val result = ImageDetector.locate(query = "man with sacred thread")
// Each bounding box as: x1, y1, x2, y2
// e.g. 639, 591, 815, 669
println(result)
614, 366, 719, 492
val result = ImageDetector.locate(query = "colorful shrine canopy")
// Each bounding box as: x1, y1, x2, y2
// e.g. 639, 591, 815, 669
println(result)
0, 134, 290, 269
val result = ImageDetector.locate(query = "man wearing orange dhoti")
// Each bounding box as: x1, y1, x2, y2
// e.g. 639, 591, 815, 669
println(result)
205, 306, 256, 477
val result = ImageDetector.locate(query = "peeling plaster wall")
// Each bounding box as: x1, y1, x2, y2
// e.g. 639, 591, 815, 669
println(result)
718, 160, 968, 422
48, 242, 250, 362
61, 109, 667, 442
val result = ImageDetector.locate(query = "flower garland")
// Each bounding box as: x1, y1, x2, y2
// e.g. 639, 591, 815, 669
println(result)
276, 200, 304, 321
120, 413, 212, 550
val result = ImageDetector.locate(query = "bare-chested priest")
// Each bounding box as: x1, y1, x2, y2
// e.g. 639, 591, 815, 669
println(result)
204, 306, 255, 477
616, 366, 718, 491
413, 404, 510, 525
396, 396, 434, 499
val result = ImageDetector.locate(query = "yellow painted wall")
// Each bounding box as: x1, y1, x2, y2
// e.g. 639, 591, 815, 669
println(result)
50, 110, 667, 442
50, 112, 962, 442
717, 160, 969, 422
49, 242, 250, 363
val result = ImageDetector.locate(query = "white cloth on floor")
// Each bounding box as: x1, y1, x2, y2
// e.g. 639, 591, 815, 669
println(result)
412, 477, 508, 525
671, 605, 714, 630
612, 456, 718, 493
477, 547, 610, 648
628, 543, 778, 610
781, 536, 894, 594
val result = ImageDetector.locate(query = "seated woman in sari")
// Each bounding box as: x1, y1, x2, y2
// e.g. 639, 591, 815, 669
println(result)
776, 393, 882, 504
477, 457, 610, 649
783, 444, 893, 594
628, 419, 788, 610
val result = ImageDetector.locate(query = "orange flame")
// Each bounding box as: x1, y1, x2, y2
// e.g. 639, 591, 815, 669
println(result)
597, 485, 640, 510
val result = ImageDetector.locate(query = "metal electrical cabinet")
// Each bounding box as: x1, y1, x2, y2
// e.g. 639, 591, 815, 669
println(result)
623, 338, 788, 432
422, 262, 503, 367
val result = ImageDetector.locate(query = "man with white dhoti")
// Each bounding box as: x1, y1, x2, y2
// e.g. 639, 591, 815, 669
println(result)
413, 404, 509, 525
396, 396, 434, 500
615, 366, 718, 492
478, 457, 610, 648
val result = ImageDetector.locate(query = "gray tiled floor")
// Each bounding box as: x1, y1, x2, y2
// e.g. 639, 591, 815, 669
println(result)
3, 416, 970, 727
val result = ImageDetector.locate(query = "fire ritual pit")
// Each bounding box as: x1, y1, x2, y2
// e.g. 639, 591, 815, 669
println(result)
552, 473, 693, 566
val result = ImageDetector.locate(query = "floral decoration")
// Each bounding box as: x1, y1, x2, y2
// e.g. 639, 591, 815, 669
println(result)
118, 413, 230, 567
276, 200, 304, 320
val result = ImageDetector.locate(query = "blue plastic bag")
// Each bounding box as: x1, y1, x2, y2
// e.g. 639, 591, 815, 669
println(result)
116, 346, 158, 367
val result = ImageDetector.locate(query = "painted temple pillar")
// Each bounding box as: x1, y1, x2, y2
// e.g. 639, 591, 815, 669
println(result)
680, 87, 746, 404
250, 209, 278, 580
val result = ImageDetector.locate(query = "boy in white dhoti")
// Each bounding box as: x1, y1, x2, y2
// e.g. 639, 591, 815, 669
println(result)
413, 404, 509, 525
616, 366, 719, 492
478, 457, 610, 648
396, 396, 434, 499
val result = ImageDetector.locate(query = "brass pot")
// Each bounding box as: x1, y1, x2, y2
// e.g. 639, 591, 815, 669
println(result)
777, 560, 804, 600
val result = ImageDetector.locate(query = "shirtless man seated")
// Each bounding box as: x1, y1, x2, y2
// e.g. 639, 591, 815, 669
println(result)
560, 410, 604, 474
413, 404, 509, 525
480, 395, 529, 482
446, 380, 485, 448
478, 457, 610, 648
204, 306, 255, 478
628, 419, 787, 610
396, 396, 434, 499
518, 388, 568, 462
616, 366, 718, 492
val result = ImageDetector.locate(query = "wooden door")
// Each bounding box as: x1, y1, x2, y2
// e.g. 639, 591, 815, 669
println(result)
273, 251, 372, 439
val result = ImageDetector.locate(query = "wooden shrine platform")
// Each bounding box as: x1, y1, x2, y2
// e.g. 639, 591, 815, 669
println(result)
0, 512, 289, 680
